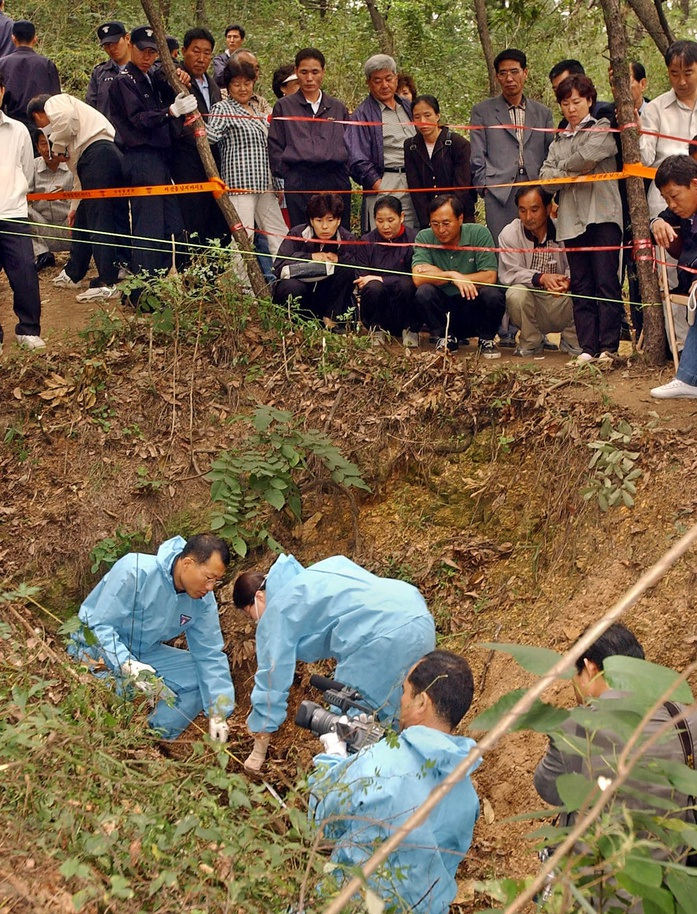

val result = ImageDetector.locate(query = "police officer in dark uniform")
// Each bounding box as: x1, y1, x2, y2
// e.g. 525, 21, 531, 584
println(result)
108, 25, 196, 298
86, 22, 131, 122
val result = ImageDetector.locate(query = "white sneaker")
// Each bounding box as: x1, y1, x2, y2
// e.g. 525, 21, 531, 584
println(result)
650, 377, 697, 399
75, 286, 120, 303
402, 329, 419, 348
16, 334, 46, 350
52, 269, 81, 289
569, 352, 595, 366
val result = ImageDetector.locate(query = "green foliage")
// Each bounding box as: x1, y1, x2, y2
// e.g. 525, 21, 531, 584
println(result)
0, 627, 325, 913
582, 417, 642, 511
89, 527, 151, 574
207, 406, 370, 555
473, 646, 697, 914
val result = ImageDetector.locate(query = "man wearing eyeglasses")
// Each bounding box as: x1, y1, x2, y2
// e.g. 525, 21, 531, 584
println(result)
470, 49, 554, 247
68, 533, 235, 743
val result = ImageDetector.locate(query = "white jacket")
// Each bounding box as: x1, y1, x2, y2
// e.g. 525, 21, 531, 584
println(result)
0, 111, 33, 219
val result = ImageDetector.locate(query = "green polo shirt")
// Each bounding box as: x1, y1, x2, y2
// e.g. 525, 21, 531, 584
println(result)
412, 223, 498, 297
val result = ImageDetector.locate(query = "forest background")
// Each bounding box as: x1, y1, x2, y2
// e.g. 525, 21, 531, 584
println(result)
8, 0, 693, 125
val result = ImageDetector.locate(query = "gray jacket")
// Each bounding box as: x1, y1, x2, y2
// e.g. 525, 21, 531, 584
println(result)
470, 94, 553, 205
535, 690, 697, 914
539, 117, 622, 240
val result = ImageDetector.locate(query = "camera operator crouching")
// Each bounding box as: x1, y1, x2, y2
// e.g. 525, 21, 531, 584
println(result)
308, 649, 481, 914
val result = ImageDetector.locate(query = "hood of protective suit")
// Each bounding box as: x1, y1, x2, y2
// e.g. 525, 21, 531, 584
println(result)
400, 725, 482, 777
156, 535, 186, 584
266, 553, 304, 594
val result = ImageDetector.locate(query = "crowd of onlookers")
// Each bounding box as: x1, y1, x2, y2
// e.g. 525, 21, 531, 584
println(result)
2, 4, 697, 396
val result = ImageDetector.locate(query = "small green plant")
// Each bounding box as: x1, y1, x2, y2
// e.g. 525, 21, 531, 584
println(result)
89, 528, 150, 574
581, 416, 641, 511
133, 465, 166, 495
207, 406, 370, 556
4, 423, 29, 461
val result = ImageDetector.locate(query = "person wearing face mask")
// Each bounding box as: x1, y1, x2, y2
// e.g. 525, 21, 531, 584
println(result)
27, 91, 129, 300
353, 194, 419, 346
232, 553, 436, 772
404, 94, 475, 230
271, 192, 356, 327
68, 534, 235, 742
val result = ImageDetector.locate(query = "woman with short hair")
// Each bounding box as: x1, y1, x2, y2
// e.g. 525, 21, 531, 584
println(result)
540, 74, 623, 364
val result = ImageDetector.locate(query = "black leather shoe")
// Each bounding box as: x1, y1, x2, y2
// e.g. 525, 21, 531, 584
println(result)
35, 252, 56, 272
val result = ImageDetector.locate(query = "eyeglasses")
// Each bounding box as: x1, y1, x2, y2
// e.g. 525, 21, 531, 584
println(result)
430, 220, 454, 229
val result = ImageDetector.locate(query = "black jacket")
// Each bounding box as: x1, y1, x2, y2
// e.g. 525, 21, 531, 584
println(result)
268, 91, 350, 177
404, 127, 476, 228
273, 224, 356, 280
108, 63, 177, 150
0, 46, 60, 125
354, 226, 418, 288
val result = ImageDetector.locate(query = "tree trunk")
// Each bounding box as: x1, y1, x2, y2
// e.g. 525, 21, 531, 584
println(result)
364, 0, 395, 56
140, 0, 269, 299
624, 0, 673, 54
600, 0, 667, 366
472, 0, 496, 96
194, 0, 206, 28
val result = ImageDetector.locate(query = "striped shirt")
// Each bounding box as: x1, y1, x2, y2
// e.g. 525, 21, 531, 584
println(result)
206, 97, 273, 194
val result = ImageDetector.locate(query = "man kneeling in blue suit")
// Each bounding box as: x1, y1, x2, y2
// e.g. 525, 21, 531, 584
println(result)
69, 533, 235, 742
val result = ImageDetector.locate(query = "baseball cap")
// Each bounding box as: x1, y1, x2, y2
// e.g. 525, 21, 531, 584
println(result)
97, 21, 127, 46
131, 25, 158, 51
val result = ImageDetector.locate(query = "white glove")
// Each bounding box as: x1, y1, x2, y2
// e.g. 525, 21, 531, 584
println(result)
319, 730, 348, 758
244, 734, 271, 772
121, 658, 156, 686
209, 715, 229, 744
169, 92, 197, 117
120, 658, 158, 702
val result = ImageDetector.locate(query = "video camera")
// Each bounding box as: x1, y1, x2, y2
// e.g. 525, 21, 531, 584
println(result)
295, 674, 385, 754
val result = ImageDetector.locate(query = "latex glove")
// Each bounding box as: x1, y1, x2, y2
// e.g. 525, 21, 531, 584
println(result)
319, 730, 348, 758
121, 658, 156, 685
169, 92, 197, 117
209, 715, 229, 744
244, 734, 271, 772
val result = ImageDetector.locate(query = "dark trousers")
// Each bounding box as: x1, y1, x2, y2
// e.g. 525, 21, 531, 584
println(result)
122, 147, 183, 276
284, 165, 351, 231
77, 140, 129, 285
360, 276, 418, 336
566, 222, 623, 356
273, 271, 355, 321
0, 219, 41, 342
169, 145, 229, 266
415, 282, 504, 341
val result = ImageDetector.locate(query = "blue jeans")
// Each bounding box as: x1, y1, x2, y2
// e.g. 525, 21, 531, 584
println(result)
677, 322, 697, 386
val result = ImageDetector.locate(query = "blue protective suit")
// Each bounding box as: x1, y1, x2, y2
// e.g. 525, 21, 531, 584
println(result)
248, 554, 435, 733
309, 725, 481, 913
69, 536, 235, 739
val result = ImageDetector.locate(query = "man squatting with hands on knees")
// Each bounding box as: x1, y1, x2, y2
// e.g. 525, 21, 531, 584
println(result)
69, 533, 235, 742
232, 553, 436, 772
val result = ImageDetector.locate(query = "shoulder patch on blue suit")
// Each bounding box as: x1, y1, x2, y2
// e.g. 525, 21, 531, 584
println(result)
180, 614, 192, 626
